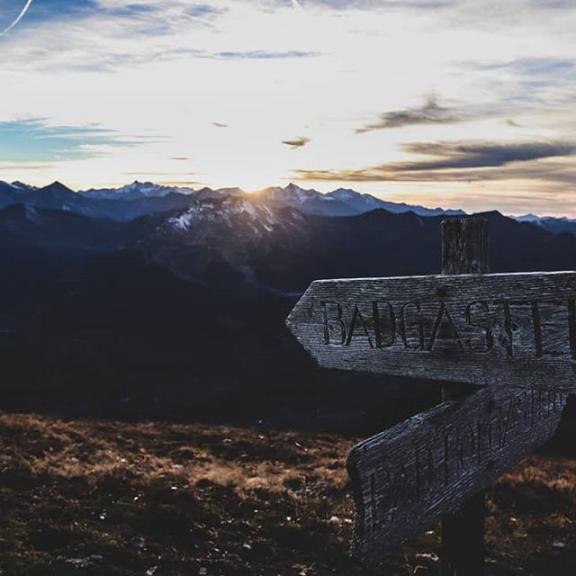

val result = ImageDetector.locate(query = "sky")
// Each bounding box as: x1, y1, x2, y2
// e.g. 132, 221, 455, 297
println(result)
0, 0, 576, 215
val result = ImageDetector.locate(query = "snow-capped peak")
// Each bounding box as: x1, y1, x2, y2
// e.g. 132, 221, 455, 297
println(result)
167, 196, 299, 236
515, 213, 543, 223
81, 181, 196, 200
10, 181, 36, 192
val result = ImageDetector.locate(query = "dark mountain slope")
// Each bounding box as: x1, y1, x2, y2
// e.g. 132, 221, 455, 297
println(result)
1, 199, 576, 424
135, 202, 576, 293
0, 203, 126, 251
487, 212, 576, 272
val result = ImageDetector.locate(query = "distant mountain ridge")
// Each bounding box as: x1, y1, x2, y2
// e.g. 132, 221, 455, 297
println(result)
81, 181, 196, 200
0, 180, 466, 222
5, 179, 576, 239
516, 213, 576, 237
256, 183, 466, 218
0, 180, 194, 221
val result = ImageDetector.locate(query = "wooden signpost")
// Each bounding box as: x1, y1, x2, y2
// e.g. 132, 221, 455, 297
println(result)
286, 218, 571, 574
286, 272, 576, 390
346, 385, 568, 566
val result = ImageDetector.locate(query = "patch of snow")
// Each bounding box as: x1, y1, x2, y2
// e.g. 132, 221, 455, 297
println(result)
167, 198, 281, 235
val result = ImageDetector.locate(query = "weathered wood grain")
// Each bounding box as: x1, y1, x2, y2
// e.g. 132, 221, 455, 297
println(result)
286, 271, 576, 390
346, 386, 568, 566
441, 218, 489, 576
442, 219, 489, 275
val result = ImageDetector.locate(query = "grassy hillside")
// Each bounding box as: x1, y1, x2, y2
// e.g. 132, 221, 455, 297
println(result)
0, 413, 574, 575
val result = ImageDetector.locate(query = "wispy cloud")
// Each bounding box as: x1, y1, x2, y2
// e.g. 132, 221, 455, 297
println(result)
477, 57, 576, 76
295, 140, 576, 182
398, 141, 576, 170
212, 50, 319, 59
282, 136, 310, 149
305, 0, 450, 10
356, 96, 464, 133
0, 119, 139, 162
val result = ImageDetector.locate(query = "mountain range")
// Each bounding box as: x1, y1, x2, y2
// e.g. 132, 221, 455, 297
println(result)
516, 213, 576, 237
5, 180, 576, 238
0, 180, 466, 222
1, 179, 576, 423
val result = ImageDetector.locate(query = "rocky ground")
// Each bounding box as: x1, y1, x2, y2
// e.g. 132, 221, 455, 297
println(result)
0, 413, 574, 576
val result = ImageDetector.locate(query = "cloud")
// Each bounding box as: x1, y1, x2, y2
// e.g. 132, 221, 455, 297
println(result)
125, 171, 198, 177
303, 0, 450, 10
282, 136, 311, 149
0, 161, 52, 171
152, 179, 206, 187
356, 96, 465, 133
2, 0, 576, 212
398, 141, 576, 170
472, 57, 576, 78
0, 119, 139, 162
212, 50, 319, 60
294, 140, 576, 182
0, 1, 231, 73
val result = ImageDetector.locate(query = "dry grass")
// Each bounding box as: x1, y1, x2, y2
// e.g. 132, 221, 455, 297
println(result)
0, 413, 574, 575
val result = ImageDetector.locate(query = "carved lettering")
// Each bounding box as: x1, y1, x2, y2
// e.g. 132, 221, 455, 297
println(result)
316, 292, 576, 390
400, 302, 425, 350
346, 305, 374, 348
414, 446, 435, 500
465, 301, 494, 353
373, 301, 396, 348
320, 298, 576, 362
457, 422, 476, 471
500, 399, 516, 448
494, 300, 515, 357
427, 302, 464, 352
321, 301, 346, 346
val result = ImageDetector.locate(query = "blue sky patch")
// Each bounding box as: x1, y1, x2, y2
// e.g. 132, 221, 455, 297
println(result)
0, 119, 134, 162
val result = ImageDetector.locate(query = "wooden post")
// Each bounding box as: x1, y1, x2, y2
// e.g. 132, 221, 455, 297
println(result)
288, 217, 572, 568
442, 219, 490, 276
288, 217, 572, 569
441, 218, 489, 576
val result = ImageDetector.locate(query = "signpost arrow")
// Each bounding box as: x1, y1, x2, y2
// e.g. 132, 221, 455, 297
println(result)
346, 385, 568, 566
286, 217, 572, 573
287, 271, 576, 390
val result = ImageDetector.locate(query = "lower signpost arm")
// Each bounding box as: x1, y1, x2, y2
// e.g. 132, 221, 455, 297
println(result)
440, 218, 489, 576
